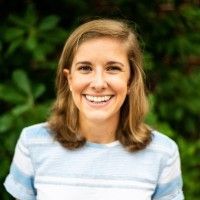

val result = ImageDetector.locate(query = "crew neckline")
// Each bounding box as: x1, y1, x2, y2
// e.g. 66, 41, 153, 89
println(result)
86, 140, 120, 148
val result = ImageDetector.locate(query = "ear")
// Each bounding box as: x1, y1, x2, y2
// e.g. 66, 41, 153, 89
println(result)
63, 69, 72, 90
127, 87, 130, 95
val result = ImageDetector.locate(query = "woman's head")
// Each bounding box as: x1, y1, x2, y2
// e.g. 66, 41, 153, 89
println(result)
63, 37, 131, 125
49, 19, 151, 151
58, 19, 142, 88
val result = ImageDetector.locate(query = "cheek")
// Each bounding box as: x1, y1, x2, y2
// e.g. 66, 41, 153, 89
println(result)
70, 77, 89, 94
109, 77, 129, 93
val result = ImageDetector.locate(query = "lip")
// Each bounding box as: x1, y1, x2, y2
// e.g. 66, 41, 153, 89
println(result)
83, 94, 114, 108
84, 94, 114, 97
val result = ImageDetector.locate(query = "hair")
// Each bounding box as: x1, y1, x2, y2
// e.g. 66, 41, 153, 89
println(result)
48, 18, 152, 152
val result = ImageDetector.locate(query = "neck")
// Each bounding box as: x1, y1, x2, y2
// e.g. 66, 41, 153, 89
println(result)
79, 116, 119, 144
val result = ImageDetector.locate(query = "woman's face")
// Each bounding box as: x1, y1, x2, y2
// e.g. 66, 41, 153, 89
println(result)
64, 37, 130, 124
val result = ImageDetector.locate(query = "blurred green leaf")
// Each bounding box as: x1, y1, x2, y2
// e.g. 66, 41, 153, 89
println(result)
26, 33, 37, 51
6, 38, 24, 55
32, 84, 45, 99
39, 16, 60, 31
24, 4, 37, 26
11, 104, 31, 116
0, 114, 13, 133
12, 70, 32, 95
4, 28, 24, 41
0, 84, 25, 104
9, 15, 29, 28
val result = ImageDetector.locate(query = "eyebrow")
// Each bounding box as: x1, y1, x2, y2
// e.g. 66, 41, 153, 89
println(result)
107, 61, 124, 67
75, 61, 91, 66
75, 61, 124, 67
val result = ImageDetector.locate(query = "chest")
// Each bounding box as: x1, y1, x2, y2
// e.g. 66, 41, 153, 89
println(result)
30, 144, 161, 200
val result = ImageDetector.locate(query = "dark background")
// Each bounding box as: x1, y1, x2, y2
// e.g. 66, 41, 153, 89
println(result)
0, 0, 200, 199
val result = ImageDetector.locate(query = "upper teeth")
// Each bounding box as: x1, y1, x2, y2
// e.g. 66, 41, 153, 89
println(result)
85, 95, 112, 102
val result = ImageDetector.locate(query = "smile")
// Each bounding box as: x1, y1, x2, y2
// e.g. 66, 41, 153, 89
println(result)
85, 95, 113, 103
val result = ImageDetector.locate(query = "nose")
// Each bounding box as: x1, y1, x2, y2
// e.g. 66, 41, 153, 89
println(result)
90, 70, 107, 91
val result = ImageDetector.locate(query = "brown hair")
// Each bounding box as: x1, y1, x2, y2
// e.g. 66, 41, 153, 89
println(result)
48, 19, 151, 152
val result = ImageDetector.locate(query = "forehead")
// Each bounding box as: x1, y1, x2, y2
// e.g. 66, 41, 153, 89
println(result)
77, 36, 127, 49
73, 37, 129, 62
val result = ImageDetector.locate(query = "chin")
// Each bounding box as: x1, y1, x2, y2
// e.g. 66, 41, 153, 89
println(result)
83, 111, 117, 123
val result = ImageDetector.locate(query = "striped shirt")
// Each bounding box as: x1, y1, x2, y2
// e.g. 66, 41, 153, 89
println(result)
4, 123, 184, 200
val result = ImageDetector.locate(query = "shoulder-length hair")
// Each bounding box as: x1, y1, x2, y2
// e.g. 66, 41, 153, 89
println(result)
48, 19, 151, 152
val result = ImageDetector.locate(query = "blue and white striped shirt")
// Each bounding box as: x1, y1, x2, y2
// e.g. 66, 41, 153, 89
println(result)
4, 123, 184, 200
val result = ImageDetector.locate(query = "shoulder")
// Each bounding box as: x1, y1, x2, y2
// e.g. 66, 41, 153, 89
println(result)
149, 131, 184, 199
19, 122, 54, 146
147, 130, 179, 157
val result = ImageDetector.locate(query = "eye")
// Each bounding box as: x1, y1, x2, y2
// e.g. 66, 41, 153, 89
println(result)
78, 65, 92, 73
106, 66, 122, 73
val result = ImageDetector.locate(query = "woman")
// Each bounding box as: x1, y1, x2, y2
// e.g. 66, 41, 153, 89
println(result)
4, 19, 184, 200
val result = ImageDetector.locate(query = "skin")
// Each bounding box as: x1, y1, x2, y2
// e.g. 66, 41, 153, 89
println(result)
63, 37, 130, 144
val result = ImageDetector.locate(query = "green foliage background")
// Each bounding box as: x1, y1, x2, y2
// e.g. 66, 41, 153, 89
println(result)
0, 0, 199, 199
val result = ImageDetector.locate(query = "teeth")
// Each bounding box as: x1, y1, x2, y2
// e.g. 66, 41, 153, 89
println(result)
85, 95, 112, 102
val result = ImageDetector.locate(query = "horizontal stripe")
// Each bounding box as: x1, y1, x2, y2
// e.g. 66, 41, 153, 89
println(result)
10, 163, 35, 192
13, 144, 34, 176
4, 175, 36, 200
38, 173, 156, 184
35, 175, 155, 190
158, 157, 181, 184
37, 184, 152, 200
18, 139, 30, 156
153, 176, 183, 199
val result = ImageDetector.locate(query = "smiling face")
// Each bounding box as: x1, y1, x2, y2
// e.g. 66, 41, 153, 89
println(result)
63, 37, 130, 125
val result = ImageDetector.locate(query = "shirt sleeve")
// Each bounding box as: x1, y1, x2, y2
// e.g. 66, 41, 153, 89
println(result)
4, 128, 36, 200
152, 142, 184, 200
